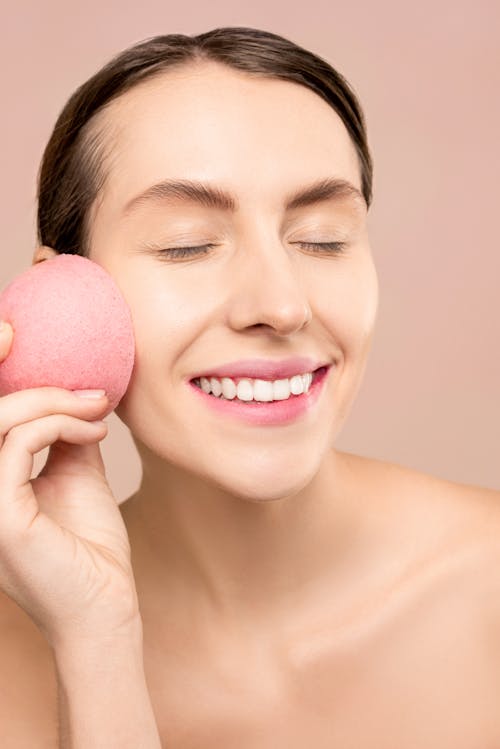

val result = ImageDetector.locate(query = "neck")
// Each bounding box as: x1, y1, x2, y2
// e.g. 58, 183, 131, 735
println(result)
121, 450, 370, 634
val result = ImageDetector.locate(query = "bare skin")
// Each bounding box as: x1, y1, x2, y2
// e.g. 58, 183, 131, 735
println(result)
125, 454, 500, 749
0, 457, 499, 747
1, 62, 499, 746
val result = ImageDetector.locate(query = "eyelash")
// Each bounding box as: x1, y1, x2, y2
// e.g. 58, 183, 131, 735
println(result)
154, 241, 347, 259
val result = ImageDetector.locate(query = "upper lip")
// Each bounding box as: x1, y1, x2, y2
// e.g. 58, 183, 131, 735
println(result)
189, 357, 331, 381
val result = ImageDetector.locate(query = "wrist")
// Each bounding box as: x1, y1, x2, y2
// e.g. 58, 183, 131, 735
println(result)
52, 614, 144, 665
53, 616, 162, 748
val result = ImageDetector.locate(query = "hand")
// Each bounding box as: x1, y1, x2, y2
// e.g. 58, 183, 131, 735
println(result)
0, 321, 140, 650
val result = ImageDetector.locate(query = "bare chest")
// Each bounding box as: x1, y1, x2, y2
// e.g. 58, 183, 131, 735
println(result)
3, 488, 500, 748
1, 571, 499, 749
146, 554, 500, 749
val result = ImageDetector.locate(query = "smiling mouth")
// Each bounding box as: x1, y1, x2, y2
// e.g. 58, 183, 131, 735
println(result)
191, 365, 326, 384
190, 365, 328, 399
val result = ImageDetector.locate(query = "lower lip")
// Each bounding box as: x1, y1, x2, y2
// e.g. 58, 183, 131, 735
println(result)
187, 366, 331, 426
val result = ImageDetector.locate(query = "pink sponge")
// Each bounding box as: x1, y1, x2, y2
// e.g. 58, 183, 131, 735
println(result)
0, 254, 135, 416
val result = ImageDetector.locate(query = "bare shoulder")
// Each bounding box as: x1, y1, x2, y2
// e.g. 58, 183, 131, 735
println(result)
334, 452, 500, 742
342, 449, 500, 615
0, 589, 58, 746
341, 449, 500, 538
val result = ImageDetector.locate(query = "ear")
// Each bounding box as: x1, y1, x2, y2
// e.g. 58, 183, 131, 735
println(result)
32, 246, 59, 265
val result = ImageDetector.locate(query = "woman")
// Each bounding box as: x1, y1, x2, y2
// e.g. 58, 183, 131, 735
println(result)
0, 26, 499, 748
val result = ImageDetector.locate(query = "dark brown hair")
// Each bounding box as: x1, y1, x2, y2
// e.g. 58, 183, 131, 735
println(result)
36, 26, 373, 257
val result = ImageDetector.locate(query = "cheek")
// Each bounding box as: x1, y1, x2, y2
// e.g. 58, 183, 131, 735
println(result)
319, 258, 379, 352
360, 256, 379, 337
126, 278, 217, 366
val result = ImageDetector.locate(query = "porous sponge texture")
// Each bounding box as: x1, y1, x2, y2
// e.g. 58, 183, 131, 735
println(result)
0, 254, 135, 415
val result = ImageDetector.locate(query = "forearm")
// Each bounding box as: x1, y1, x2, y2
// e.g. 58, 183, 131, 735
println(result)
53, 621, 162, 749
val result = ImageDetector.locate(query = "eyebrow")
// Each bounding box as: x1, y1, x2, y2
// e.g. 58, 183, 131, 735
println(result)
122, 176, 366, 216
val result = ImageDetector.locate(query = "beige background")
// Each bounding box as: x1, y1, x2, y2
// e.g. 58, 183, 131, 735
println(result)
2, 0, 498, 500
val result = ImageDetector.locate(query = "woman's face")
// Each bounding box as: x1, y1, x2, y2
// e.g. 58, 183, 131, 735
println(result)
88, 61, 379, 501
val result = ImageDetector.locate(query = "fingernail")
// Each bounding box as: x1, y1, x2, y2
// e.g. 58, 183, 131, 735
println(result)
71, 389, 106, 399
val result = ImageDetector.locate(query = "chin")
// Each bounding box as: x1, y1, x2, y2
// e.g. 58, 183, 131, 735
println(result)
213, 462, 322, 504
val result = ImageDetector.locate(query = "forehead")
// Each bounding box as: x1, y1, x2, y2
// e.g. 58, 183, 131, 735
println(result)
101, 63, 361, 208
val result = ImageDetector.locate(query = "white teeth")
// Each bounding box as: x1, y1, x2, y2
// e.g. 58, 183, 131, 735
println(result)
198, 372, 314, 402
289, 374, 307, 395
220, 377, 237, 399
210, 378, 223, 397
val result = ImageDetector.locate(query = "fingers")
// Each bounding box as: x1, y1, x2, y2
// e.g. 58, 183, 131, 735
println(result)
0, 390, 108, 532
0, 316, 109, 528
0, 320, 108, 443
0, 387, 108, 447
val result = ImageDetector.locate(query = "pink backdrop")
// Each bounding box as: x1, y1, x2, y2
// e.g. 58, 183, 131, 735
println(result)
2, 0, 498, 499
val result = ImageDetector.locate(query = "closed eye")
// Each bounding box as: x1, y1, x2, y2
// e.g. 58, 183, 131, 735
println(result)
298, 241, 346, 253
151, 241, 347, 260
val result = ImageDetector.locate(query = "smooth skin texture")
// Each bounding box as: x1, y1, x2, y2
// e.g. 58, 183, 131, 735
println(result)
1, 62, 499, 747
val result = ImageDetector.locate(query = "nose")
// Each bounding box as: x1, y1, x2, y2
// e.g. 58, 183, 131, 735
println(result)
227, 237, 313, 336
